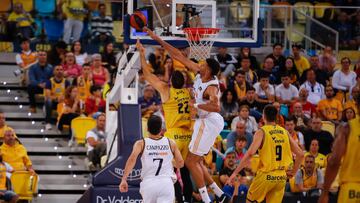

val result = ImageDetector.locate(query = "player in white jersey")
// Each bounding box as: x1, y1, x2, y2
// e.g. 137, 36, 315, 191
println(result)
145, 28, 230, 203
119, 115, 184, 203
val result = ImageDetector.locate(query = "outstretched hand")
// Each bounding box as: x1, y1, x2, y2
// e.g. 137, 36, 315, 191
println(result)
143, 27, 157, 40
136, 38, 145, 54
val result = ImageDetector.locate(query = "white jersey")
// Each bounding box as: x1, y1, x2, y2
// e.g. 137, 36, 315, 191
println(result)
193, 74, 221, 118
140, 137, 175, 180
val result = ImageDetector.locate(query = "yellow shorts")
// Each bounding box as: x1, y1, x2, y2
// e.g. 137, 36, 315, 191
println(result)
338, 182, 360, 203
164, 128, 192, 159
247, 170, 287, 203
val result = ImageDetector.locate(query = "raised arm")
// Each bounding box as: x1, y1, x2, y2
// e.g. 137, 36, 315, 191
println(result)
227, 129, 264, 185
136, 40, 169, 102
119, 140, 143, 193
144, 27, 200, 74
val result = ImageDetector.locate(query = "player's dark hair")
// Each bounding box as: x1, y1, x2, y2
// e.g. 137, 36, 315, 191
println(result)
98, 3, 106, 9
281, 71, 291, 78
171, 70, 185, 89
263, 105, 278, 122
206, 58, 220, 76
147, 115, 162, 135
285, 116, 296, 123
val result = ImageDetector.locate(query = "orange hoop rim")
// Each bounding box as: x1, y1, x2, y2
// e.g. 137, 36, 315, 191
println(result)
183, 27, 220, 41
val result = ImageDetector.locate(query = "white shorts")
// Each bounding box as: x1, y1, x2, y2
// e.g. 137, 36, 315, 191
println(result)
140, 177, 175, 203
189, 113, 224, 156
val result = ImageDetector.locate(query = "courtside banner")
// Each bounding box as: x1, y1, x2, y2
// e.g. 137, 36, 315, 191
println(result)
92, 186, 142, 203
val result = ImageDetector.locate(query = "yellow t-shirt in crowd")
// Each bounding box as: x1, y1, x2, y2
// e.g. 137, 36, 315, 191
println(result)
7, 12, 33, 27
294, 56, 310, 76
62, 0, 86, 21
304, 152, 326, 169
317, 98, 343, 120
0, 142, 32, 171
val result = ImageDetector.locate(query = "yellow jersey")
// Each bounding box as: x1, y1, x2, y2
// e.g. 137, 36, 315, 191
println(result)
294, 56, 310, 76
0, 163, 6, 190
162, 87, 191, 130
317, 98, 343, 120
50, 77, 66, 98
20, 51, 37, 68
339, 117, 360, 184
0, 142, 32, 171
77, 76, 92, 101
257, 124, 293, 172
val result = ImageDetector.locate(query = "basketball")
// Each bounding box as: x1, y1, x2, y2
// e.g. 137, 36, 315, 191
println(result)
130, 11, 147, 31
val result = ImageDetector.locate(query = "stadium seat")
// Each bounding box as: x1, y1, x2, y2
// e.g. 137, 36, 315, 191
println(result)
11, 171, 38, 201
230, 1, 251, 22
113, 20, 123, 43
286, 23, 305, 43
0, 0, 11, 12
35, 0, 56, 16
294, 2, 314, 24
321, 121, 335, 137
43, 18, 64, 41
220, 129, 231, 140
314, 2, 334, 20
0, 42, 14, 52
71, 116, 97, 145
12, 0, 34, 12
272, 2, 291, 21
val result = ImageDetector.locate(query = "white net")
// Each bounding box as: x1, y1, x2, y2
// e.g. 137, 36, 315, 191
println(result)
183, 28, 220, 61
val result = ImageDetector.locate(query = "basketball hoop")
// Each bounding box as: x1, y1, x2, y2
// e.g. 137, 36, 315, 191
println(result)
183, 28, 220, 61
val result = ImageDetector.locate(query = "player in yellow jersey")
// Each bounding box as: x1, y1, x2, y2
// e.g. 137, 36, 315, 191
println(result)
136, 40, 194, 202
319, 93, 360, 203
227, 105, 304, 203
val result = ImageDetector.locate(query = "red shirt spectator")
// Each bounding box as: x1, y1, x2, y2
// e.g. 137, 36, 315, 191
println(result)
85, 85, 105, 116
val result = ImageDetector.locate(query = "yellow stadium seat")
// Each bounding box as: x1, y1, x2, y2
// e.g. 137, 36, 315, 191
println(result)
286, 23, 305, 43
294, 2, 314, 24
113, 20, 123, 43
11, 171, 38, 201
0, 0, 11, 12
71, 117, 97, 145
272, 2, 291, 21
230, 1, 251, 22
0, 42, 14, 52
13, 0, 34, 12
314, 2, 334, 19
321, 121, 335, 137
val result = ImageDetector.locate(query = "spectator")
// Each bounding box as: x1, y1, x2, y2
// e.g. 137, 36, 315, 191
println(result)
101, 42, 117, 76
236, 47, 259, 71
71, 41, 88, 66
214, 47, 237, 77
257, 57, 278, 84
138, 84, 161, 118
0, 129, 35, 174
275, 72, 299, 106
85, 85, 106, 117
283, 57, 300, 87
231, 105, 258, 135
7, 3, 35, 39
44, 66, 70, 130
336, 12, 353, 48
220, 151, 248, 197
58, 0, 87, 44
290, 102, 311, 132
91, 54, 110, 87
292, 155, 323, 196
346, 85, 360, 113
266, 43, 286, 71
57, 86, 81, 132
299, 69, 325, 105
285, 117, 305, 150
0, 112, 16, 139
303, 117, 334, 155
15, 38, 37, 73
319, 46, 336, 74
304, 139, 326, 169
307, 55, 329, 87
317, 86, 343, 122
62, 52, 82, 81
231, 70, 252, 102
294, 89, 316, 119
292, 44, 310, 77
225, 135, 248, 164
273, 102, 285, 127
254, 73, 275, 111
226, 121, 253, 150
239, 87, 262, 121
341, 106, 356, 122
86, 113, 107, 170
239, 58, 257, 85
332, 57, 357, 102
0, 150, 18, 203
28, 51, 53, 113
148, 46, 167, 75
91, 3, 114, 44
73, 63, 93, 103
47, 41, 67, 66
220, 89, 239, 125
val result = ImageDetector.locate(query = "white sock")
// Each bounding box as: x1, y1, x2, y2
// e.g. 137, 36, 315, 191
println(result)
209, 182, 224, 197
198, 186, 211, 203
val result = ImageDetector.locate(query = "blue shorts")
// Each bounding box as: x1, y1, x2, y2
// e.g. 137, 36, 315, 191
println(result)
0, 190, 17, 201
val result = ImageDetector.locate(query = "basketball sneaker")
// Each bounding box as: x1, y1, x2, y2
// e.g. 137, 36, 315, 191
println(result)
215, 193, 231, 203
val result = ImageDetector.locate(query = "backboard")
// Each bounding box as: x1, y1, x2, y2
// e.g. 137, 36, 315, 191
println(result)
124, 0, 262, 47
